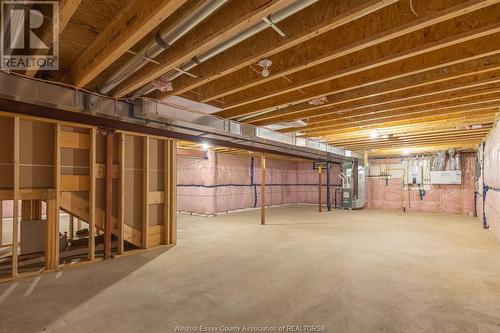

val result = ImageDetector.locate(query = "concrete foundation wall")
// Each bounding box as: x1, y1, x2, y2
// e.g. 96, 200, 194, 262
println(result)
177, 152, 341, 215
367, 155, 476, 215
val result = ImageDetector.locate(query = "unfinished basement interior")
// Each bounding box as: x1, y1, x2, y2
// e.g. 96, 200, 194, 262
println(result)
1, 0, 500, 332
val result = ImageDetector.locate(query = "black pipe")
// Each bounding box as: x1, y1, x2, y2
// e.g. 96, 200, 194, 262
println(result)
334, 188, 337, 209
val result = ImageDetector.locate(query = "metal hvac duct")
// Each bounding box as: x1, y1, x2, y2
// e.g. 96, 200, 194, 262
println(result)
99, 0, 229, 94
132, 0, 319, 97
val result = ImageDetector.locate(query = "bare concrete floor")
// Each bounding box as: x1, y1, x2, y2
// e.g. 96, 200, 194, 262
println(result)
2, 206, 500, 333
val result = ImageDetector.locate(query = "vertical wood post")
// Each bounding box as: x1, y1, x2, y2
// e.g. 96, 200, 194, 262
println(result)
88, 128, 96, 261
33, 200, 42, 220
164, 140, 170, 245
21, 200, 33, 221
69, 215, 74, 240
45, 190, 57, 270
104, 131, 114, 259
0, 200, 2, 246
318, 164, 322, 213
54, 123, 61, 267
143, 136, 149, 249
326, 161, 331, 212
118, 133, 125, 254
260, 154, 266, 225
171, 141, 177, 245
164, 140, 177, 245
12, 117, 19, 277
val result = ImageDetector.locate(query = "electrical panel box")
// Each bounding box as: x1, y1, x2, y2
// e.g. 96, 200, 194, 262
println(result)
408, 165, 423, 185
430, 171, 462, 185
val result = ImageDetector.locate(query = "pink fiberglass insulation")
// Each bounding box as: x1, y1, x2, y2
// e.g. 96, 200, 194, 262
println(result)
486, 191, 500, 240
484, 124, 500, 188
482, 122, 500, 240
177, 152, 341, 215
476, 151, 485, 226
367, 154, 476, 215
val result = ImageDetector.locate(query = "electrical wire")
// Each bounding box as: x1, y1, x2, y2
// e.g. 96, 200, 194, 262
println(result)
249, 64, 261, 75
409, 0, 419, 17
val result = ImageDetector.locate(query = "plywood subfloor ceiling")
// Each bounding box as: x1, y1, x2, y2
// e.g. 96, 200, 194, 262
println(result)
30, 0, 500, 156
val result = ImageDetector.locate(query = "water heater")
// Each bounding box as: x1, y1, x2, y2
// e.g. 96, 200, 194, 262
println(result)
408, 165, 423, 185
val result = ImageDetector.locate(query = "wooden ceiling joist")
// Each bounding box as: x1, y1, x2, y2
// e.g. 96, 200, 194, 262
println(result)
198, 0, 500, 105
328, 123, 493, 142
304, 107, 499, 137
313, 112, 497, 139
289, 88, 500, 133
334, 123, 495, 139
24, 0, 82, 77
331, 129, 490, 147
148, 0, 398, 100
14, 0, 500, 156
329, 127, 492, 145
340, 134, 488, 149
110, 0, 297, 97
250, 67, 500, 126
217, 31, 500, 119
68, 0, 189, 87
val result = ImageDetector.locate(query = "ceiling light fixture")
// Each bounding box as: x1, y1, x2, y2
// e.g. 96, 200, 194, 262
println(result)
201, 143, 210, 151
370, 129, 378, 139
402, 149, 410, 155
258, 59, 272, 77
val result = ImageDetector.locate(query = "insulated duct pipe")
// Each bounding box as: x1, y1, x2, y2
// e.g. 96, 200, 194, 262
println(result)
132, 0, 319, 97
99, 0, 229, 94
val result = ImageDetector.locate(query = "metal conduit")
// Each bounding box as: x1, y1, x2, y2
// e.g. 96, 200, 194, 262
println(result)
99, 0, 228, 94
132, 0, 319, 98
